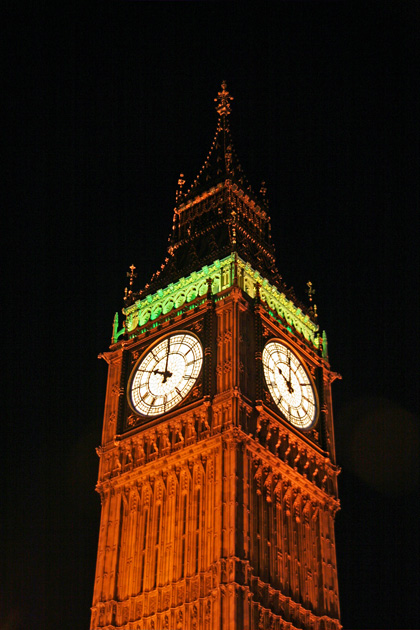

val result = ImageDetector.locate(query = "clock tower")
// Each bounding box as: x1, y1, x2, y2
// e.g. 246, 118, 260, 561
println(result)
91, 83, 341, 630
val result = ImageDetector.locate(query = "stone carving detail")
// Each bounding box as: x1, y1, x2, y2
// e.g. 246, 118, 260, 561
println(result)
149, 595, 156, 614
136, 441, 145, 463
256, 415, 263, 438
112, 451, 121, 475
205, 600, 211, 622
187, 418, 197, 439
264, 471, 273, 502
163, 591, 170, 610
177, 585, 185, 605
111, 383, 122, 396
127, 413, 139, 427
191, 578, 199, 600
192, 320, 204, 334
150, 434, 158, 454
175, 425, 184, 443
310, 428, 319, 442
160, 429, 171, 451
206, 576, 212, 594
191, 604, 198, 629
136, 600, 143, 618
167, 474, 176, 497
223, 359, 232, 373
90, 608, 97, 627
200, 411, 210, 432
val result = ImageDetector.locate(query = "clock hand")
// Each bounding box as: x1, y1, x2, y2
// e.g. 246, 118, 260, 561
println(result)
288, 371, 293, 394
153, 368, 173, 379
287, 355, 294, 393
163, 338, 170, 382
278, 367, 294, 394
277, 367, 287, 383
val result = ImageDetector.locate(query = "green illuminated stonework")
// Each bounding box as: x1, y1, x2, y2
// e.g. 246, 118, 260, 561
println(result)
117, 253, 319, 348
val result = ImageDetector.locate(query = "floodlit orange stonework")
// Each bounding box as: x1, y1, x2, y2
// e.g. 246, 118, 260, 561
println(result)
91, 84, 341, 630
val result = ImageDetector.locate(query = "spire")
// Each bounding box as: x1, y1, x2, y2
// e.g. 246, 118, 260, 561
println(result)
128, 82, 290, 306
179, 81, 257, 205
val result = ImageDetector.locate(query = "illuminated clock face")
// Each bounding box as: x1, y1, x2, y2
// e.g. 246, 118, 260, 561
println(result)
129, 332, 203, 417
262, 340, 317, 430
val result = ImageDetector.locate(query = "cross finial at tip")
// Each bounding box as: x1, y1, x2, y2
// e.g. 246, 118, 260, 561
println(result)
215, 81, 233, 117
127, 264, 137, 287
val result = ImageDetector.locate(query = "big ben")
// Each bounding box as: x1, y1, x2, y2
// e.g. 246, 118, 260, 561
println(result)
90, 82, 341, 630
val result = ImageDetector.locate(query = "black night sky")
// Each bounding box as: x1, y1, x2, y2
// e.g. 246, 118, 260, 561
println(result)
3, 3, 419, 629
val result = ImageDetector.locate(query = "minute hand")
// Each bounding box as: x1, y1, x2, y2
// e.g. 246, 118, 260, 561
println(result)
278, 367, 294, 393
163, 339, 171, 382
165, 339, 170, 371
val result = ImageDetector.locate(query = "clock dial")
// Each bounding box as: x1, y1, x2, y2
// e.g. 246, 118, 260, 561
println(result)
262, 340, 317, 429
129, 332, 203, 417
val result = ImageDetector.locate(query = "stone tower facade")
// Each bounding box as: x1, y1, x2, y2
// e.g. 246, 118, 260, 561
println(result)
90, 83, 341, 630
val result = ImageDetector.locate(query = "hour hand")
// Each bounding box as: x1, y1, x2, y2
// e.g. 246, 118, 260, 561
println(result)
153, 368, 172, 382
278, 367, 287, 383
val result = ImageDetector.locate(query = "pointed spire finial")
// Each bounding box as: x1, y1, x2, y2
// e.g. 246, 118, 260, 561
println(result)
306, 281, 318, 321
127, 264, 137, 288
260, 181, 269, 205
306, 281, 315, 303
215, 81, 233, 118
175, 173, 185, 205
124, 264, 137, 303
